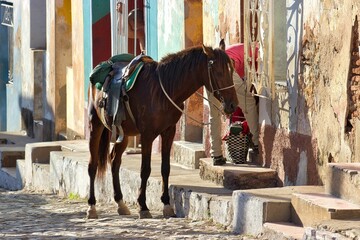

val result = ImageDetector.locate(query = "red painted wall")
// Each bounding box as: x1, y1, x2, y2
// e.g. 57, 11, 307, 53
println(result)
92, 13, 111, 66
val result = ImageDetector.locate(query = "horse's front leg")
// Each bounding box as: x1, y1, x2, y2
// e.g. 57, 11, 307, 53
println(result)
111, 136, 131, 215
138, 136, 153, 219
160, 126, 176, 218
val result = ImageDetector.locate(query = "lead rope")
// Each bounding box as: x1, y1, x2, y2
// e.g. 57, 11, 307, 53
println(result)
157, 62, 234, 126
158, 73, 212, 126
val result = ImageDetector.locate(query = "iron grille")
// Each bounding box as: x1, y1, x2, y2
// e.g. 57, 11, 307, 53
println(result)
1, 2, 13, 27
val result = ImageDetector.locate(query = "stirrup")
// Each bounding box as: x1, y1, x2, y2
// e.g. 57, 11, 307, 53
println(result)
116, 126, 124, 143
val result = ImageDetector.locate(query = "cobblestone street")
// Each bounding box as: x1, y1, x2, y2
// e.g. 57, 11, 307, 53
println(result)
0, 188, 255, 239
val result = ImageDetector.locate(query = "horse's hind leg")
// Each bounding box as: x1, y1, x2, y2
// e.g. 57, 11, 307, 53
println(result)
87, 117, 105, 219
110, 136, 131, 215
160, 126, 176, 218
138, 135, 153, 219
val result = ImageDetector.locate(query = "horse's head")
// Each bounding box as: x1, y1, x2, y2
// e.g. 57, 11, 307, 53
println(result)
202, 40, 238, 115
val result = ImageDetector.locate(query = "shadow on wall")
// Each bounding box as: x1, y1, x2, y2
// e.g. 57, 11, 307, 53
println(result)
20, 95, 55, 142
261, 0, 321, 186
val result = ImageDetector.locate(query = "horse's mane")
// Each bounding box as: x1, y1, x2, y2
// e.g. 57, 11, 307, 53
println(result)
156, 45, 230, 91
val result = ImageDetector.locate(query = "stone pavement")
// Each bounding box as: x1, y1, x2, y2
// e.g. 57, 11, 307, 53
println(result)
0, 188, 257, 240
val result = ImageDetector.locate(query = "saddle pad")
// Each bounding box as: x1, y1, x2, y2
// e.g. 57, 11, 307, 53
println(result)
125, 62, 144, 91
90, 53, 134, 87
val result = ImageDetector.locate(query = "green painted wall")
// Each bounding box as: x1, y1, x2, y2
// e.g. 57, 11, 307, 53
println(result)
157, 0, 184, 59
91, 0, 110, 23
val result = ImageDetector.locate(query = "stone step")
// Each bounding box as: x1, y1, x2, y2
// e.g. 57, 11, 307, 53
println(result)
172, 141, 206, 169
325, 163, 360, 205
199, 158, 277, 190
0, 147, 25, 167
291, 192, 360, 227
261, 222, 305, 240
232, 186, 323, 235
49, 149, 234, 226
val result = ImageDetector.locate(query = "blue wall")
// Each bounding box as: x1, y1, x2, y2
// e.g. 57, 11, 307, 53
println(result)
6, 0, 22, 131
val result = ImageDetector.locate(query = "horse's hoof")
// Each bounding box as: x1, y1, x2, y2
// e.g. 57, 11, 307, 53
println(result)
139, 210, 152, 219
86, 205, 98, 219
117, 200, 131, 215
163, 204, 176, 218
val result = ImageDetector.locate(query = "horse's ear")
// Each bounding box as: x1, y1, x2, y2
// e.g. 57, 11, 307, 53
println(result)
202, 44, 215, 58
219, 39, 226, 50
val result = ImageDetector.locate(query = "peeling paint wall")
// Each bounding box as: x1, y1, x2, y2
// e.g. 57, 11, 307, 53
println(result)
157, 0, 184, 59
262, 0, 360, 186
0, 4, 10, 130
6, 0, 23, 132
45, 0, 72, 140
202, 0, 241, 156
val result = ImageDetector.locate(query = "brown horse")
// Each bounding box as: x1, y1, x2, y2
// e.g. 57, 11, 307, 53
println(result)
87, 40, 238, 219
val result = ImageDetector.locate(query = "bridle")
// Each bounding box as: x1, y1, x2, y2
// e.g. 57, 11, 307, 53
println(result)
206, 59, 235, 105
158, 58, 235, 126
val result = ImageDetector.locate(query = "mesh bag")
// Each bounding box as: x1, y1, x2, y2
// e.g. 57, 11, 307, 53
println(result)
224, 125, 250, 164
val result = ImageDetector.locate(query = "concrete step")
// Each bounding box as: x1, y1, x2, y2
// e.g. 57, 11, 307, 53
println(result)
24, 140, 88, 188
0, 147, 25, 167
261, 222, 305, 240
232, 186, 323, 235
325, 163, 360, 205
314, 219, 360, 239
49, 148, 234, 226
199, 158, 278, 190
16, 159, 26, 189
32, 163, 51, 193
0, 131, 37, 146
172, 141, 206, 169
0, 167, 21, 190
291, 192, 360, 227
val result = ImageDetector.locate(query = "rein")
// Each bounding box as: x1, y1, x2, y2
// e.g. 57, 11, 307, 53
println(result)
158, 59, 234, 126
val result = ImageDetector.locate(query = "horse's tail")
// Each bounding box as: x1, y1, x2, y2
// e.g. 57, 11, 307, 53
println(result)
97, 128, 111, 178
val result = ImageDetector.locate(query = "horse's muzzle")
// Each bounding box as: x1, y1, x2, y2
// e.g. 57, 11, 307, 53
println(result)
223, 101, 237, 115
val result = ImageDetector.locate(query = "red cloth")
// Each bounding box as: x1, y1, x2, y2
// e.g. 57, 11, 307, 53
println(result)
231, 106, 245, 123
225, 43, 259, 78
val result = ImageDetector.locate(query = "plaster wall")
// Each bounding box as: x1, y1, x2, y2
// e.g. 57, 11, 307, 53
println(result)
181, 0, 203, 143
263, 0, 360, 186
45, 0, 72, 140
157, 0, 184, 59
67, 0, 85, 139
202, 0, 241, 156
7, 0, 23, 132
20, 1, 35, 137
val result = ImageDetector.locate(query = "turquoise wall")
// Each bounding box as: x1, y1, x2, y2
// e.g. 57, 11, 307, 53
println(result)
157, 0, 184, 59
0, 23, 8, 130
146, 0, 158, 60
83, 0, 92, 102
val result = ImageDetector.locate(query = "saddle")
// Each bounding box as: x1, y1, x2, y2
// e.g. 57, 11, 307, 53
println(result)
96, 53, 153, 140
